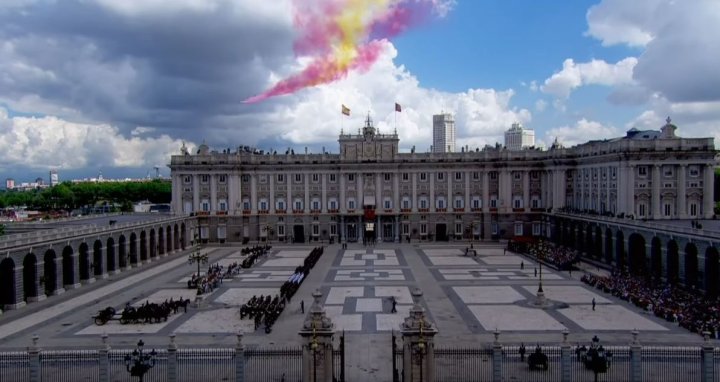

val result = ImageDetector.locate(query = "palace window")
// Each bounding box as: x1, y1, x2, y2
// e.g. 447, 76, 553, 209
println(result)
490, 172, 497, 180
472, 197, 482, 209
311, 199, 320, 210
328, 199, 337, 210
218, 200, 227, 211
218, 175, 227, 183
348, 174, 355, 182
437, 172, 444, 181
455, 223, 463, 235
277, 225, 285, 236
454, 197, 464, 209
201, 199, 210, 212
513, 172, 521, 180
513, 197, 523, 209
294, 199, 303, 210
514, 223, 523, 236
276, 199, 286, 211
201, 175, 209, 183
329, 174, 336, 183
638, 166, 648, 177
384, 199, 392, 209
402, 173, 410, 181
183, 175, 191, 183
455, 172, 462, 181
348, 199, 356, 209
384, 173, 391, 181
436, 198, 446, 209
419, 198, 428, 209
490, 198, 497, 208
259, 200, 268, 211
330, 224, 337, 235
472, 172, 479, 180
312, 174, 319, 183
295, 174, 303, 183
277, 174, 285, 183
532, 223, 541, 236
420, 224, 427, 235
690, 202, 698, 217
664, 203, 672, 217
242, 199, 250, 210
402, 198, 411, 209
419, 173, 427, 181
241, 175, 250, 183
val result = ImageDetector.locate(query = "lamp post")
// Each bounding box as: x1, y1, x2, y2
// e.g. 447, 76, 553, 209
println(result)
412, 321, 427, 382
124, 340, 157, 382
187, 234, 207, 277
309, 323, 320, 382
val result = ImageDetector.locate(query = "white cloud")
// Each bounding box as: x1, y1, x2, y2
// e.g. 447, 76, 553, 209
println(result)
535, 99, 547, 112
545, 119, 620, 147
586, 0, 720, 103
0, 107, 191, 171
627, 97, 720, 145
541, 57, 637, 99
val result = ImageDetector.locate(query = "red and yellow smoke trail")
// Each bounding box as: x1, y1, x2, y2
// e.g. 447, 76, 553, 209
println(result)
244, 0, 446, 103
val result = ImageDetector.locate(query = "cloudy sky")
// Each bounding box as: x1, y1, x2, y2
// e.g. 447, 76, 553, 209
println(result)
1, 0, 719, 183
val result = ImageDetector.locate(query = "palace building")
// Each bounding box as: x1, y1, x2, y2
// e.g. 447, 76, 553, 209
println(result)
169, 116, 717, 245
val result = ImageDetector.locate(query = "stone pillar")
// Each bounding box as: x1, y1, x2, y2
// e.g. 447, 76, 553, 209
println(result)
52, 255, 66, 295
304, 173, 310, 213
99, 333, 110, 382
28, 334, 40, 382
678, 164, 687, 218
340, 173, 347, 214
429, 173, 435, 213
491, 329, 501, 382
412, 173, 418, 213
482, 171, 489, 212
629, 330, 642, 382
167, 333, 178, 382
377, 215, 382, 242
250, 175, 258, 214
269, 174, 275, 214
299, 290, 335, 382
703, 164, 714, 218
560, 330, 571, 382
321, 174, 327, 213
210, 174, 217, 212
29, 260, 46, 303
236, 332, 245, 382
192, 175, 200, 213
401, 288, 437, 382
627, 165, 635, 216
523, 170, 530, 212
701, 332, 714, 382
652, 165, 661, 218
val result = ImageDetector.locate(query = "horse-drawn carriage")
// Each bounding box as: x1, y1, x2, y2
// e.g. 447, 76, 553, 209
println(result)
92, 298, 190, 326
93, 307, 118, 325
578, 336, 612, 376
528, 346, 548, 370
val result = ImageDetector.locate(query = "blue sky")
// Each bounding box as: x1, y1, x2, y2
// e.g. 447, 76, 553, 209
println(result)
0, 0, 718, 183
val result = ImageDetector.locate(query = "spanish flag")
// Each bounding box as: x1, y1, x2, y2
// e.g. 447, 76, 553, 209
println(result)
341, 104, 350, 116
395, 102, 402, 112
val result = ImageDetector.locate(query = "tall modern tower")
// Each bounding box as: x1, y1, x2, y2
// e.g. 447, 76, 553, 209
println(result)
504, 122, 535, 150
432, 113, 456, 153
49, 170, 59, 186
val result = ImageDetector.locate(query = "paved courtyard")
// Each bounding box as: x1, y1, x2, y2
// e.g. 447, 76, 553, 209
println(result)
0, 242, 712, 380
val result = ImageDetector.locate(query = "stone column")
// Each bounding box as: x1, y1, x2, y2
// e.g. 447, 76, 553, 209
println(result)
627, 165, 635, 216
464, 171, 470, 212
447, 171, 452, 209
652, 165, 661, 218
299, 290, 336, 382
167, 333, 178, 382
270, 174, 275, 213
401, 288, 437, 382
393, 173, 400, 213
701, 331, 715, 382
376, 173, 382, 209
28, 260, 46, 302
210, 174, 217, 212
523, 170, 530, 211
304, 173, 310, 213
65, 253, 81, 290
51, 255, 66, 295
703, 164, 714, 218
491, 329, 502, 382
28, 334, 40, 382
429, 173, 435, 212
560, 330, 571, 382
482, 171, 489, 212
321, 174, 327, 213
250, 175, 257, 214
236, 332, 245, 382
99, 333, 110, 382
412, 173, 418, 213
287, 173, 292, 212
358, 174, 363, 209
377, 215, 382, 242
629, 330, 641, 382
678, 164, 687, 218
192, 175, 200, 213
340, 173, 347, 213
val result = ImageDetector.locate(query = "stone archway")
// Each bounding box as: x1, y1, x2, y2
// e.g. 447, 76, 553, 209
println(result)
705, 247, 719, 297
119, 235, 127, 268
129, 233, 138, 265
93, 240, 103, 277
180, 223, 186, 250
23, 253, 38, 302
62, 245, 76, 287
106, 237, 116, 273
650, 237, 662, 282
166, 225, 172, 254
604, 228, 613, 264
667, 240, 679, 284
43, 249, 58, 295
615, 230, 626, 271
79, 242, 91, 281
594, 226, 602, 260
149, 229, 157, 258
174, 224, 180, 251
684, 243, 698, 289
0, 258, 17, 308
158, 227, 165, 255
628, 233, 646, 276
140, 231, 148, 261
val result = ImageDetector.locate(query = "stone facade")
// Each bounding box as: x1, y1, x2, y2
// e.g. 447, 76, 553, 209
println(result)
169, 118, 717, 245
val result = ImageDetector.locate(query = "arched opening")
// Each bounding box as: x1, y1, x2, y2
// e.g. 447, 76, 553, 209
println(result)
615, 230, 626, 271
166, 225, 172, 254
566, 223, 576, 248
129, 233, 138, 264
149, 229, 157, 258
0, 258, 17, 308
140, 231, 148, 261
180, 223, 186, 250
684, 243, 698, 289
705, 247, 720, 297
584, 226, 594, 258
79, 242, 90, 280
23, 253, 38, 301
106, 237, 116, 272
628, 233, 646, 276
594, 226, 602, 260
118, 235, 127, 268
158, 227, 165, 255
667, 240, 679, 284
650, 237, 662, 282
551, 220, 560, 243
174, 224, 180, 251
43, 249, 58, 295
604, 228, 613, 264
62, 246, 75, 287
93, 240, 103, 276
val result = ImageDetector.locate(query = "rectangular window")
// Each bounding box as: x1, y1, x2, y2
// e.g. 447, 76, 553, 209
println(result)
184, 175, 191, 183
531, 199, 539, 208
219, 201, 227, 211
202, 201, 210, 211
402, 199, 410, 209
455, 223, 462, 235
490, 172, 497, 180
402, 224, 409, 235
532, 223, 541, 236
514, 199, 522, 209
277, 225, 285, 236
454, 172, 462, 181
420, 224, 427, 234
663, 167, 673, 177
330, 224, 337, 235
437, 199, 445, 209
384, 200, 391, 209
201, 174, 209, 183
218, 175, 227, 183
329, 174, 336, 183
454, 199, 463, 209
490, 199, 497, 208
472, 199, 481, 209
402, 173, 409, 181
277, 174, 285, 183
329, 200, 337, 210
312, 201, 320, 210
348, 174, 355, 182
243, 200, 250, 210
294, 201, 303, 210
241, 175, 250, 183
472, 172, 479, 180
664, 203, 672, 216
420, 199, 428, 209
312, 174, 319, 182
531, 171, 539, 180
638, 203, 646, 217
638, 166, 647, 176
419, 173, 427, 181
348, 200, 355, 209
260, 201, 268, 210
513, 172, 521, 180
514, 223, 523, 236
295, 174, 302, 183
690, 203, 698, 216
384, 173, 391, 181
437, 172, 444, 181
278, 201, 285, 210
312, 225, 319, 235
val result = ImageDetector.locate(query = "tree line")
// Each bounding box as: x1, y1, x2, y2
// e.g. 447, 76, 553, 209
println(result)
0, 180, 171, 211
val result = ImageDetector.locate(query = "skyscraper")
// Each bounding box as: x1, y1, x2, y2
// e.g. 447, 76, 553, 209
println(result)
49, 170, 59, 186
432, 113, 455, 153
504, 122, 535, 150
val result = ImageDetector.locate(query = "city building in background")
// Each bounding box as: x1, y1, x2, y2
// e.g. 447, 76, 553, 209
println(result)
504, 122, 535, 150
5, 178, 15, 190
432, 113, 456, 153
170, 116, 717, 245
49, 170, 59, 186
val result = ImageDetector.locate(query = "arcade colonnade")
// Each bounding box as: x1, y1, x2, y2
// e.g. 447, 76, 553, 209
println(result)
551, 217, 720, 297
0, 222, 189, 311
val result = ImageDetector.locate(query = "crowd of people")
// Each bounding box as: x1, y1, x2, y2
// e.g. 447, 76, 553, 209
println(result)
582, 271, 720, 338
509, 239, 580, 270
188, 263, 225, 295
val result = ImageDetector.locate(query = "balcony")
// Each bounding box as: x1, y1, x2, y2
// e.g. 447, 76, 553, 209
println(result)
293, 210, 304, 214
453, 208, 464, 212
418, 208, 429, 213
470, 208, 482, 212
258, 210, 269, 215
216, 211, 227, 216
328, 209, 339, 214
196, 211, 210, 216
276, 209, 286, 214
436, 208, 447, 213
242, 210, 251, 215
383, 209, 394, 214
400, 208, 412, 213
310, 209, 321, 214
